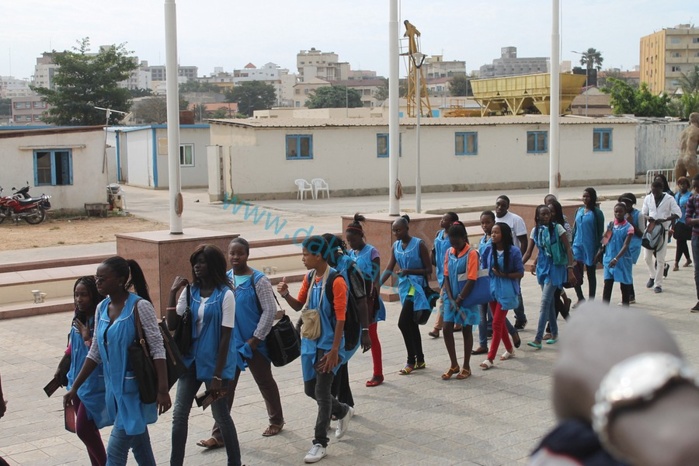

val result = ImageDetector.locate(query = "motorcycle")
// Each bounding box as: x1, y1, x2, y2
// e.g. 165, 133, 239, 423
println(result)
0, 184, 51, 225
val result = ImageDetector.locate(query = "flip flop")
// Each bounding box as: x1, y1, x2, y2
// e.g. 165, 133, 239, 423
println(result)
196, 437, 224, 449
262, 423, 284, 437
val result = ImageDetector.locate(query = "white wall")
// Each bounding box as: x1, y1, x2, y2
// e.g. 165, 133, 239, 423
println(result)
210, 119, 637, 199
153, 127, 210, 188
0, 129, 109, 210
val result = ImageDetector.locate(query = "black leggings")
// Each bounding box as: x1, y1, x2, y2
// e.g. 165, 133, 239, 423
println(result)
331, 363, 353, 408
397, 299, 424, 366
676, 239, 691, 264
602, 279, 633, 305
574, 264, 597, 300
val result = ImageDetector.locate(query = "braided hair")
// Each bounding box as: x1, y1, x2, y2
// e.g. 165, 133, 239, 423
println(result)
492, 222, 514, 273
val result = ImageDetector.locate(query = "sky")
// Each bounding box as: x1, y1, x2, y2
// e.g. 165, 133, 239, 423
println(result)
2, 0, 696, 81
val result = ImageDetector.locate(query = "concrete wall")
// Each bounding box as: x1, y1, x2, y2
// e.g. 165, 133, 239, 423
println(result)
635, 121, 685, 174
153, 127, 210, 188
210, 120, 637, 200
0, 129, 109, 210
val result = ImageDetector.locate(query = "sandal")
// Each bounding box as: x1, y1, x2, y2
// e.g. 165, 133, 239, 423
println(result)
428, 327, 441, 338
500, 350, 515, 361
262, 423, 284, 437
512, 331, 521, 349
414, 361, 427, 370
399, 364, 415, 375
455, 368, 471, 379
479, 360, 493, 370
441, 365, 460, 380
366, 375, 384, 387
196, 437, 224, 449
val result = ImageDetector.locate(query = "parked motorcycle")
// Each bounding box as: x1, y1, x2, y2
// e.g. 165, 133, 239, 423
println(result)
0, 184, 51, 225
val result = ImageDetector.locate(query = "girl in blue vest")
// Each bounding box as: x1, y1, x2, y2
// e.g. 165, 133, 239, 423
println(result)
346, 214, 386, 387
198, 237, 285, 449
167, 244, 241, 466
64, 257, 171, 466
599, 203, 635, 305
441, 222, 481, 380
619, 193, 645, 304
572, 187, 604, 308
479, 223, 524, 370
380, 215, 433, 375
522, 206, 577, 349
56, 276, 109, 466
428, 212, 459, 338
277, 235, 353, 464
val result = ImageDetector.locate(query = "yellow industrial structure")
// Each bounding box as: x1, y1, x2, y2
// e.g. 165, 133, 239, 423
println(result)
471, 73, 587, 116
402, 20, 432, 118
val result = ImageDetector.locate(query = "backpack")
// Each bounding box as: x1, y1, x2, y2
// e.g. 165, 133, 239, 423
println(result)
308, 268, 362, 351
641, 221, 665, 251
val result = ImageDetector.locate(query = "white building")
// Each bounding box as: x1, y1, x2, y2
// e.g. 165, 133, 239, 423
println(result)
424, 55, 466, 79
0, 77, 33, 99
233, 62, 296, 106
32, 53, 59, 90
207, 116, 636, 200
480, 47, 549, 78
297, 48, 350, 82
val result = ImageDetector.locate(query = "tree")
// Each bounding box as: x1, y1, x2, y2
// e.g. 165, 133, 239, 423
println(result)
306, 86, 363, 109
31, 38, 137, 125
374, 78, 389, 102
0, 98, 10, 117
132, 97, 167, 124
225, 81, 276, 116
603, 78, 670, 117
678, 65, 699, 94
580, 47, 604, 72
449, 75, 471, 96
129, 88, 153, 98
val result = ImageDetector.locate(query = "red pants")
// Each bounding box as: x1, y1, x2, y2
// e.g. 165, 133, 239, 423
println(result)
487, 302, 513, 361
368, 322, 383, 376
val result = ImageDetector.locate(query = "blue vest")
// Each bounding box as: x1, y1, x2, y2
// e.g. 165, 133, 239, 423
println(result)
484, 246, 523, 310
443, 246, 479, 314
188, 284, 238, 381
96, 293, 157, 435
300, 268, 347, 382
229, 269, 269, 369
433, 230, 451, 287
628, 209, 642, 263
603, 221, 634, 285
349, 244, 386, 322
393, 237, 430, 310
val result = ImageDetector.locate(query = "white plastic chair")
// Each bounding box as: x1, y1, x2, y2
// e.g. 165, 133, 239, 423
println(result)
311, 178, 330, 199
295, 179, 313, 200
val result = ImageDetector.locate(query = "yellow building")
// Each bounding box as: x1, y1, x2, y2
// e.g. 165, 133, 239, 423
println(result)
640, 24, 699, 95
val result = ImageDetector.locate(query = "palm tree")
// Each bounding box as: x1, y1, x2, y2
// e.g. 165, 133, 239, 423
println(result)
580, 48, 604, 72
678, 65, 699, 94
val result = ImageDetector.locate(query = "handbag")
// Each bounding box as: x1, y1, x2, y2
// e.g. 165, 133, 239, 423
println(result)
300, 270, 328, 340
563, 261, 584, 289
159, 319, 188, 387
642, 221, 665, 251
673, 221, 692, 241
173, 285, 193, 356
266, 315, 301, 367
461, 268, 492, 307
413, 285, 439, 325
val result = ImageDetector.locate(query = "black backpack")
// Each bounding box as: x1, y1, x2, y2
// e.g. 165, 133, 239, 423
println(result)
309, 268, 362, 351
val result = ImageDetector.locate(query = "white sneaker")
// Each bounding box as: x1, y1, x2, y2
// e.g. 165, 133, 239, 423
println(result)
335, 406, 354, 439
304, 444, 327, 463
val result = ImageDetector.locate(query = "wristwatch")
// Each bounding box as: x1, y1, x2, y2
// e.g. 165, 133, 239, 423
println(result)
592, 352, 699, 461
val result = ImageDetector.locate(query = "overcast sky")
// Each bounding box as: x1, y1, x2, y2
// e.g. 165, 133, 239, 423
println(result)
2, 0, 695, 81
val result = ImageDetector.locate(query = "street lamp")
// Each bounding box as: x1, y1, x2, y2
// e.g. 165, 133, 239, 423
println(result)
572, 50, 589, 116
410, 51, 426, 213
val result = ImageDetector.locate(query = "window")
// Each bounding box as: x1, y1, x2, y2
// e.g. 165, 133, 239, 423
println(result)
527, 131, 548, 153
672, 66, 682, 72
13, 101, 30, 109
671, 37, 681, 44
376, 133, 402, 158
33, 101, 47, 109
286, 135, 313, 159
455, 132, 478, 155
179, 144, 194, 166
593, 128, 613, 151
34, 149, 72, 186
693, 37, 699, 44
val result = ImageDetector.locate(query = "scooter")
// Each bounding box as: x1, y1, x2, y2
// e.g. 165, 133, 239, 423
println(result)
0, 184, 51, 224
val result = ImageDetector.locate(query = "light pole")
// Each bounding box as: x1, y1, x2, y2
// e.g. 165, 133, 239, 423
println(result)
388, 0, 400, 216
411, 51, 426, 213
572, 50, 589, 116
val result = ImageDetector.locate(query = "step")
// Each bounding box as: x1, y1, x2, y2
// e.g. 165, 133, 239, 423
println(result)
0, 296, 74, 320
0, 254, 112, 274
0, 263, 100, 306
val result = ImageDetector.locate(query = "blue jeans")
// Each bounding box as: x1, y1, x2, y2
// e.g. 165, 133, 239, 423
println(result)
693, 236, 699, 300
513, 288, 527, 323
535, 283, 558, 342
106, 427, 155, 466
171, 364, 241, 466
478, 304, 516, 347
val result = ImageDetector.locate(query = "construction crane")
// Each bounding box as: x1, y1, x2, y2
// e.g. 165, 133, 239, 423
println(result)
402, 20, 432, 118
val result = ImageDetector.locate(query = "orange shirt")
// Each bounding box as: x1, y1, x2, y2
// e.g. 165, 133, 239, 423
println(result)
443, 243, 478, 280
296, 271, 347, 321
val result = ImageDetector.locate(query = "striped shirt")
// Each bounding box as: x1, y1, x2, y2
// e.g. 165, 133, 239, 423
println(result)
683, 193, 699, 236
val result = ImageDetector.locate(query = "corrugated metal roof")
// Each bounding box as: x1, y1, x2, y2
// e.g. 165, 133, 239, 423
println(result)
209, 115, 638, 129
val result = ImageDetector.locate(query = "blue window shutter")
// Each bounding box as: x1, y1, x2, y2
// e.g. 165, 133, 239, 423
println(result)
33, 152, 39, 186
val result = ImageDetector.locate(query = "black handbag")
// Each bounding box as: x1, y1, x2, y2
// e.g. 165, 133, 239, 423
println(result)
159, 319, 188, 387
413, 286, 439, 325
673, 221, 692, 241
266, 314, 300, 367
173, 285, 193, 356
563, 261, 584, 289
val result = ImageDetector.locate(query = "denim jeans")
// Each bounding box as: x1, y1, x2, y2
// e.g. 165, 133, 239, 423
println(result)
171, 364, 241, 466
303, 349, 349, 448
692, 236, 699, 299
535, 283, 558, 342
513, 288, 527, 323
106, 427, 155, 466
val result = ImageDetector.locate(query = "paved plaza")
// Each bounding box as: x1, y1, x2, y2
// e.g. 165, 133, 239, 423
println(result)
1, 185, 698, 465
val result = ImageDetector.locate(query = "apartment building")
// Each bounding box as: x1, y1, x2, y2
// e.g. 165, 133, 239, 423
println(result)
424, 55, 466, 79
147, 64, 198, 82
233, 62, 296, 106
32, 53, 59, 90
0, 77, 33, 99
11, 95, 50, 125
479, 47, 549, 78
640, 24, 699, 94
297, 48, 350, 82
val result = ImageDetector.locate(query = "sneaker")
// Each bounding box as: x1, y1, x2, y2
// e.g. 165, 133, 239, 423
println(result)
691, 302, 699, 313
646, 278, 655, 288
304, 444, 327, 463
335, 406, 354, 439
654, 286, 662, 294
664, 264, 670, 277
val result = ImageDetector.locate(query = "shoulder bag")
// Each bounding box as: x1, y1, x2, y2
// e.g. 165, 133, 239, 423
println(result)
173, 285, 193, 356
461, 248, 492, 307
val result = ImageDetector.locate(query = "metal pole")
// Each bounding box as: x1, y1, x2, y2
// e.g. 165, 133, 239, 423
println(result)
388, 0, 400, 216
549, 0, 560, 197
415, 65, 421, 213
165, 0, 183, 234
585, 65, 589, 116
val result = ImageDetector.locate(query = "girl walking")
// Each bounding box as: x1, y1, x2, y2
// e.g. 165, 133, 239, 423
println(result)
479, 222, 524, 370
673, 177, 692, 270
428, 212, 459, 338
619, 193, 645, 303
599, 203, 635, 306
572, 188, 604, 308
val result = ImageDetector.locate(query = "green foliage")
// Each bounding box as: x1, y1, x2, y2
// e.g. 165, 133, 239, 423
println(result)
678, 65, 699, 94
225, 81, 276, 116
0, 98, 10, 116
669, 92, 699, 120
132, 97, 167, 124
580, 48, 604, 71
374, 78, 389, 102
306, 86, 363, 109
31, 38, 138, 125
602, 78, 670, 117
449, 75, 471, 96
129, 88, 153, 98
